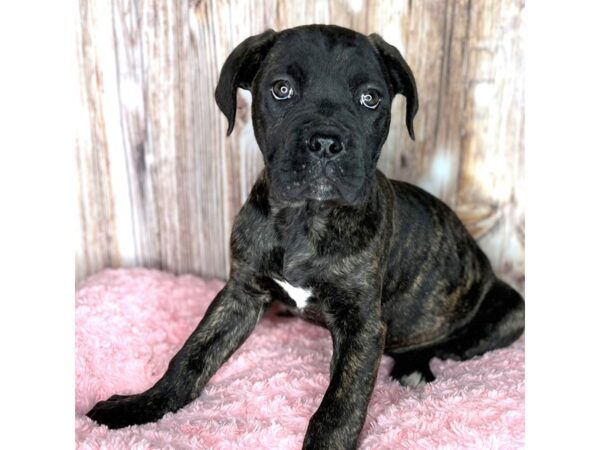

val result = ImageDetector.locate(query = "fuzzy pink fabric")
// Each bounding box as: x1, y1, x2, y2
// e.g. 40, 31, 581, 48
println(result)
76, 268, 524, 449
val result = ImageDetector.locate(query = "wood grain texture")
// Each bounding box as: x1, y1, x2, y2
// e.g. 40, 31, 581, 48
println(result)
76, 0, 525, 292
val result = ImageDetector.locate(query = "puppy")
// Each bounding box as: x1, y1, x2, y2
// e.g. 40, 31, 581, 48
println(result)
87, 25, 524, 450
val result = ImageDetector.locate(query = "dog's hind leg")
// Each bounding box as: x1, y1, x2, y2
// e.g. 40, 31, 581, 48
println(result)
435, 279, 525, 361
387, 279, 524, 386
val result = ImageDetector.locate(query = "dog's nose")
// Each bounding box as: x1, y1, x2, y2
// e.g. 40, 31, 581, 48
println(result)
308, 134, 344, 158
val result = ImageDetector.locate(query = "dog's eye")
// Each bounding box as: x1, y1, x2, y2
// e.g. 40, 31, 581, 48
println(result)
360, 90, 382, 109
271, 80, 294, 100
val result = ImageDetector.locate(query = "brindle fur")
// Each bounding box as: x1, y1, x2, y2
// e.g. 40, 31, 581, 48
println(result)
87, 25, 524, 450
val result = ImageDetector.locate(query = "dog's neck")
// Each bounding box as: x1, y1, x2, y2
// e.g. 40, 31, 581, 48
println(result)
259, 170, 382, 253
269, 186, 376, 228
263, 170, 377, 216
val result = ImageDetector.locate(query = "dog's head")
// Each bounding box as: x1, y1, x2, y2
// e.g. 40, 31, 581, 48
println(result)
215, 25, 418, 205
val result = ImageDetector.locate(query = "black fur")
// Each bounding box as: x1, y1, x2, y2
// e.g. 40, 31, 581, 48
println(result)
87, 25, 524, 450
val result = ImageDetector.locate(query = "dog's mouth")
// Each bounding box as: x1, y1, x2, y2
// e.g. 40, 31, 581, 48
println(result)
298, 158, 363, 202
302, 176, 341, 201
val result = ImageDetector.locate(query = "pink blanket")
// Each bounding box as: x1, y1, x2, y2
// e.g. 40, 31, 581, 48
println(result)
76, 269, 524, 449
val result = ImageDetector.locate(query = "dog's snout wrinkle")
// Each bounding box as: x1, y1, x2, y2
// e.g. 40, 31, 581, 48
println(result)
317, 99, 338, 117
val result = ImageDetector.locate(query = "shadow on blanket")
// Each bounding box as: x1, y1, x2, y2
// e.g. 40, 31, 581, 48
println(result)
76, 268, 524, 449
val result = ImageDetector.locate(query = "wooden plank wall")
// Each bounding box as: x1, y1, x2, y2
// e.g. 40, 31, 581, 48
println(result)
76, 0, 525, 293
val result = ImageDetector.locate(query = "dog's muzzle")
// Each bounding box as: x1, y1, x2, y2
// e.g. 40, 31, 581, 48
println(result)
271, 120, 366, 203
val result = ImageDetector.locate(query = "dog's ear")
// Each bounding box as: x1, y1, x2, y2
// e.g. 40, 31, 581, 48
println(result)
369, 33, 419, 141
215, 30, 278, 136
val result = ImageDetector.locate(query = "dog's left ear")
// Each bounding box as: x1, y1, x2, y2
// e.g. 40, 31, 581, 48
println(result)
369, 34, 419, 140
215, 29, 278, 136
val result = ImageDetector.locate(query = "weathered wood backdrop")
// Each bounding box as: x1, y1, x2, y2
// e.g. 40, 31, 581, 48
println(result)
76, 0, 525, 292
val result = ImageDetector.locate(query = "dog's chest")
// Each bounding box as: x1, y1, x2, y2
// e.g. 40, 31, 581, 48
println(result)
272, 276, 325, 325
273, 278, 312, 309
270, 214, 330, 311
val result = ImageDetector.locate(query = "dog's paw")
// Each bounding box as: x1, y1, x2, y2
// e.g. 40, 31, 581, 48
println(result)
391, 367, 436, 387
390, 356, 436, 387
86, 392, 168, 429
398, 371, 429, 387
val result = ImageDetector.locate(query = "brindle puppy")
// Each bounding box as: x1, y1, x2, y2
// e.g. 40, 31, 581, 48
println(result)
87, 25, 525, 450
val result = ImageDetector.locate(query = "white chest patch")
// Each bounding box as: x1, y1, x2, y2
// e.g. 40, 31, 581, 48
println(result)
273, 278, 312, 309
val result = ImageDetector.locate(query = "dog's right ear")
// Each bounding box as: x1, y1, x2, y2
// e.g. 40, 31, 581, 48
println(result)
215, 30, 278, 136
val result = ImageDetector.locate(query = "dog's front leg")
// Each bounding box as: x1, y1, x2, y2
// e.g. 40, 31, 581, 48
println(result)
303, 305, 386, 450
87, 277, 268, 429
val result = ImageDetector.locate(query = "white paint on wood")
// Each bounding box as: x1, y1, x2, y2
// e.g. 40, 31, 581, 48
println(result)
419, 152, 455, 198
346, 0, 363, 14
